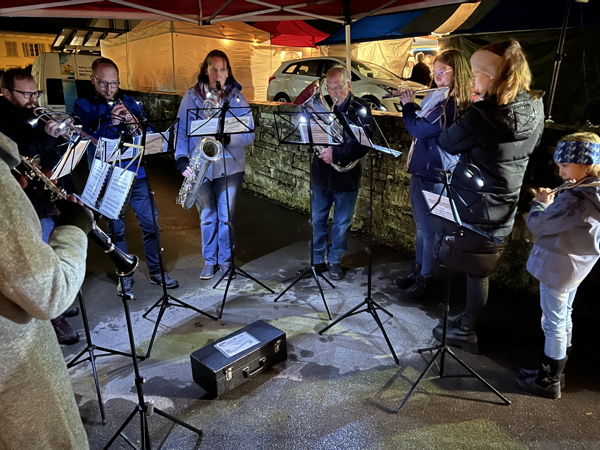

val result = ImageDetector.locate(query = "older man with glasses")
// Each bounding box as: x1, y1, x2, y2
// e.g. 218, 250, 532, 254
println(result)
73, 57, 179, 297
0, 68, 82, 346
310, 65, 375, 280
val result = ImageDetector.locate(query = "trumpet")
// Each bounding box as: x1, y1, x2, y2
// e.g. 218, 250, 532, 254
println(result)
107, 99, 140, 136
15, 155, 138, 276
33, 105, 97, 145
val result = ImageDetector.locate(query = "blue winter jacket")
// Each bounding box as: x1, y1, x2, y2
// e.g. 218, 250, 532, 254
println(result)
402, 97, 458, 182
175, 82, 254, 180
73, 92, 148, 178
527, 179, 600, 292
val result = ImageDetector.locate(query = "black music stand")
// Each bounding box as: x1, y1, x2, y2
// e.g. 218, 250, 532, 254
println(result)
185, 100, 274, 319
272, 105, 346, 320
103, 274, 204, 449
319, 146, 400, 364
394, 170, 510, 411
123, 118, 218, 358
67, 288, 145, 426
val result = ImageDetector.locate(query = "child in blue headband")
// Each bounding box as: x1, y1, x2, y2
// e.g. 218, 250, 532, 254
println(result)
517, 132, 600, 399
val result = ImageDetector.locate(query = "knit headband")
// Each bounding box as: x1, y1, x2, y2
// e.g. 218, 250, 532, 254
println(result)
470, 49, 505, 79
554, 140, 600, 165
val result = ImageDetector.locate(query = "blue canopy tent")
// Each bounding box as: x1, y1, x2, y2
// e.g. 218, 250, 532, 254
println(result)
317, 0, 498, 45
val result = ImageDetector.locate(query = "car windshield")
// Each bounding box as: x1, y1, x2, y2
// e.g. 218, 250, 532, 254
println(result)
351, 60, 402, 81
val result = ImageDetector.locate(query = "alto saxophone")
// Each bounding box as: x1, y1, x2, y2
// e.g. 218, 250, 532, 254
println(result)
176, 82, 224, 210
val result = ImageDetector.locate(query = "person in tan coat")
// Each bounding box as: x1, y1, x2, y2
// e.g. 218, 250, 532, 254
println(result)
0, 132, 91, 449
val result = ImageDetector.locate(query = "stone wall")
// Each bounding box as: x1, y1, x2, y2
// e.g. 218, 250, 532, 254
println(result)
134, 91, 542, 293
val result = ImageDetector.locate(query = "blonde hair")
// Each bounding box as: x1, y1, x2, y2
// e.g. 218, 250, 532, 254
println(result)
434, 49, 472, 128
480, 39, 533, 105
559, 132, 600, 177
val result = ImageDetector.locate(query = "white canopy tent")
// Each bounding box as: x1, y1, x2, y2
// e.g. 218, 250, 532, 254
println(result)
100, 20, 419, 100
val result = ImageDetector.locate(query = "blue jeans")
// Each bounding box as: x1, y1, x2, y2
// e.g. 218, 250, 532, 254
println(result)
195, 172, 244, 266
40, 216, 58, 244
107, 177, 160, 274
540, 283, 576, 359
311, 181, 358, 265
410, 176, 444, 277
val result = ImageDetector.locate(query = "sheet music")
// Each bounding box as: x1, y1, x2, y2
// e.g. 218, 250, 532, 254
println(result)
298, 123, 335, 145
98, 166, 136, 220
189, 116, 252, 136
423, 190, 456, 222
133, 132, 170, 155
80, 159, 111, 209
51, 139, 90, 179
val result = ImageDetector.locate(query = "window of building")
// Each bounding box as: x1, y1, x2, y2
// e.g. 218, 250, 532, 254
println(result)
5, 41, 18, 57
22, 43, 45, 58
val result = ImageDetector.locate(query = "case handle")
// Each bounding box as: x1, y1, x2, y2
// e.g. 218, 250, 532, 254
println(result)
243, 357, 266, 378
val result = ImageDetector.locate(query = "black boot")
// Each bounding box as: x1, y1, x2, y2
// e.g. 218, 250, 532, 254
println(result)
398, 274, 429, 301
519, 347, 570, 389
433, 315, 480, 354
516, 354, 567, 399
394, 263, 422, 289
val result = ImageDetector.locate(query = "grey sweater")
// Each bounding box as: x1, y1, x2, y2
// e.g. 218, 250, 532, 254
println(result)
0, 133, 89, 449
527, 179, 600, 292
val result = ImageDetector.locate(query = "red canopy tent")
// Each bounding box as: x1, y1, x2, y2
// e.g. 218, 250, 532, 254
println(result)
0, 0, 470, 23
251, 20, 329, 47
0, 0, 474, 72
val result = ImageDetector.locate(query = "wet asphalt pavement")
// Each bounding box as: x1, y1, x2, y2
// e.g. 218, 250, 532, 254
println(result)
62, 155, 600, 449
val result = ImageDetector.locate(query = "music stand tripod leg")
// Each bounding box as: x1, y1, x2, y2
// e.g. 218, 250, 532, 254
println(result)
104, 286, 204, 449
318, 151, 398, 362
138, 154, 216, 358
209, 104, 274, 317
394, 270, 510, 412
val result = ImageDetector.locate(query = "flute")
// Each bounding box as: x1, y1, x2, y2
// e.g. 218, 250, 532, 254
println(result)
382, 86, 449, 99
529, 179, 577, 197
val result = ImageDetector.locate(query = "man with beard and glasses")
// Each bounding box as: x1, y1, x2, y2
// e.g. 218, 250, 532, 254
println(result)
0, 68, 81, 346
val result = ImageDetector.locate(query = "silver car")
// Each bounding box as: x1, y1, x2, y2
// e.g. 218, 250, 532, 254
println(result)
267, 56, 427, 111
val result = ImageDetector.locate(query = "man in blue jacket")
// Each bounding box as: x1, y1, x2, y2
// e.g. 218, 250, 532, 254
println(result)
73, 58, 178, 296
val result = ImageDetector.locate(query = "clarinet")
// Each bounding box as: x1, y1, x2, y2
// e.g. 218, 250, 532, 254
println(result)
15, 156, 138, 276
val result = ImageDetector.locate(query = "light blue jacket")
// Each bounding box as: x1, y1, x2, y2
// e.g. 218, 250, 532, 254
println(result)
175, 82, 254, 180
527, 178, 600, 292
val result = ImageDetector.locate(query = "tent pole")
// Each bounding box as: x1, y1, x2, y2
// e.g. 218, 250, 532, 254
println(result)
343, 0, 351, 74
546, 0, 572, 120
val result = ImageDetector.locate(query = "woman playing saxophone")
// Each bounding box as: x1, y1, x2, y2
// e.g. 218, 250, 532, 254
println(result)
174, 50, 254, 280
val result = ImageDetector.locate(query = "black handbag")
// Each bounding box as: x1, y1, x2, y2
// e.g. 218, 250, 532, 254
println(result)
435, 221, 506, 277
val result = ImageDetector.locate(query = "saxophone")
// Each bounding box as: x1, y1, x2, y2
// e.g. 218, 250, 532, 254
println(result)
176, 82, 224, 210
300, 79, 359, 173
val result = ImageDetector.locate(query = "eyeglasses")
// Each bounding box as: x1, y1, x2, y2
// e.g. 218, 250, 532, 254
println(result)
430, 68, 453, 78
326, 84, 347, 93
9, 88, 42, 99
93, 76, 120, 88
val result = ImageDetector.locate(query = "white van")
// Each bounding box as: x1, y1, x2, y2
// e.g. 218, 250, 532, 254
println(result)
31, 53, 98, 113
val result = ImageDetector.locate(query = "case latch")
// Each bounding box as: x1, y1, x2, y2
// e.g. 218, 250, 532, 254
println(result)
224, 366, 233, 381
274, 339, 281, 353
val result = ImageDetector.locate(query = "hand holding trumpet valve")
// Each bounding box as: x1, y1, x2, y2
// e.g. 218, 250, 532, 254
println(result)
110, 102, 134, 126
44, 119, 72, 138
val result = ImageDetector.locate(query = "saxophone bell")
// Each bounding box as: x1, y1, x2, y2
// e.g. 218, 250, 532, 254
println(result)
176, 137, 222, 210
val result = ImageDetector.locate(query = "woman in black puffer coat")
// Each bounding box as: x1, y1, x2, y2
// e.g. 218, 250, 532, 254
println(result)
432, 39, 545, 354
